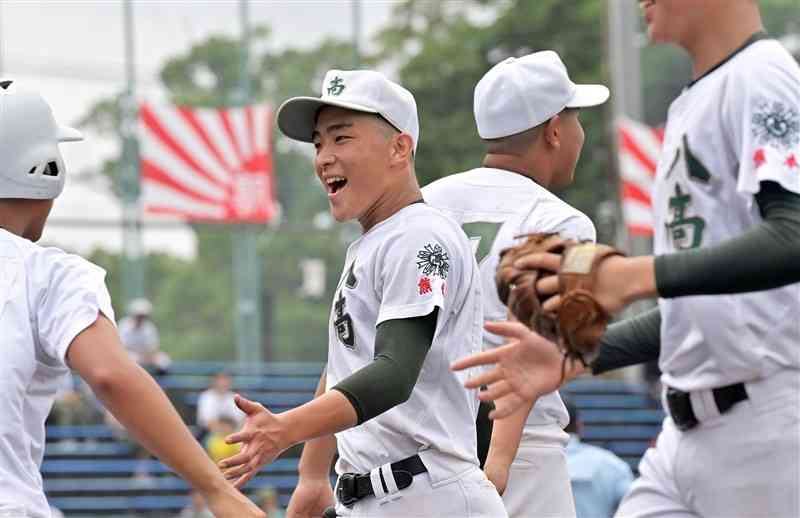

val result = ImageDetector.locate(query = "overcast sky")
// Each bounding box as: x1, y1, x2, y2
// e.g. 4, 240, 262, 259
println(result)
0, 1, 397, 255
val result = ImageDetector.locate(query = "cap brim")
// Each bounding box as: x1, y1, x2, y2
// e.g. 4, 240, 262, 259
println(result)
565, 84, 610, 109
276, 96, 378, 142
57, 125, 83, 142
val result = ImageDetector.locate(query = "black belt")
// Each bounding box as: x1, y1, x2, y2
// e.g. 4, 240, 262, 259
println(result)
665, 382, 748, 431
336, 454, 427, 507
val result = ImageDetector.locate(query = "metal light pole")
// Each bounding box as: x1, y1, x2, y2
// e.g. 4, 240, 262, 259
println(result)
121, 0, 145, 306
607, 0, 652, 381
352, 0, 361, 68
608, 0, 650, 258
233, 0, 263, 364
0, 1, 5, 76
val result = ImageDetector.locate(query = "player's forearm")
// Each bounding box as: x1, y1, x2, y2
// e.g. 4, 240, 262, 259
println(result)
70, 317, 229, 495
330, 311, 437, 424
297, 367, 338, 479
485, 401, 533, 468
278, 390, 358, 448
93, 365, 229, 492
592, 307, 662, 375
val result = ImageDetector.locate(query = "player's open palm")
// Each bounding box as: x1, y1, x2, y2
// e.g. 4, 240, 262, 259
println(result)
286, 477, 335, 518
219, 395, 287, 489
451, 321, 586, 419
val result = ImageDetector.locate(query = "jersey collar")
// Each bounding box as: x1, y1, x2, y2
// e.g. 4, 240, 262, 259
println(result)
687, 31, 769, 89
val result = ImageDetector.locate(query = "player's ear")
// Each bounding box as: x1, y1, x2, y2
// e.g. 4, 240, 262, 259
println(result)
389, 133, 414, 165
543, 115, 561, 150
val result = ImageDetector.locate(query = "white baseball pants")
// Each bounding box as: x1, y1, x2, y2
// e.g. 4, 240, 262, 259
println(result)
616, 369, 800, 518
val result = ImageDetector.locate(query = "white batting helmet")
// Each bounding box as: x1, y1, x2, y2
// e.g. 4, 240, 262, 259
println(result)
0, 80, 83, 200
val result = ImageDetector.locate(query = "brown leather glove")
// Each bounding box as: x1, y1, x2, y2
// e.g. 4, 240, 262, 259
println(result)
496, 235, 624, 368
496, 233, 575, 341
556, 242, 624, 365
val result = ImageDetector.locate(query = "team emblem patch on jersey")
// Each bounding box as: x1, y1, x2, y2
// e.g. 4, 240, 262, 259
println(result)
751, 97, 800, 150
416, 243, 450, 279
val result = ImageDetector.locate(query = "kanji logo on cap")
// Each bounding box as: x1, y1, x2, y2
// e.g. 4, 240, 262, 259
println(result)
326, 76, 346, 97
277, 69, 419, 153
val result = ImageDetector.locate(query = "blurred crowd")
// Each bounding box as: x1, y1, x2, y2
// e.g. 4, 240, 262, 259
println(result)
47, 299, 286, 517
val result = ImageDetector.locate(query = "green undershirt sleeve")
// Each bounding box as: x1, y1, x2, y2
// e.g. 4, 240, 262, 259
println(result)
591, 307, 662, 375
331, 308, 438, 425
655, 181, 800, 297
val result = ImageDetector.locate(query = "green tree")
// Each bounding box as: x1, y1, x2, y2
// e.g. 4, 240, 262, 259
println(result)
376, 0, 611, 221
77, 28, 360, 361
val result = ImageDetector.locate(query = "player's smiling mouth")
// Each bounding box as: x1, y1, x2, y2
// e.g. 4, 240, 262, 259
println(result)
324, 175, 348, 197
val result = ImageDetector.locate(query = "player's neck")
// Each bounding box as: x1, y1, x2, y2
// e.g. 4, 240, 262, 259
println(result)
482, 154, 551, 188
684, 10, 764, 81
358, 182, 423, 233
0, 201, 39, 239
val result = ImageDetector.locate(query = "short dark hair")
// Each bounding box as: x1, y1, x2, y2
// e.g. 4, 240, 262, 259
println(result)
483, 124, 541, 154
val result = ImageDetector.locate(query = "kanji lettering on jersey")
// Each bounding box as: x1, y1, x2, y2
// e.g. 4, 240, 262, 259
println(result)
754, 148, 766, 168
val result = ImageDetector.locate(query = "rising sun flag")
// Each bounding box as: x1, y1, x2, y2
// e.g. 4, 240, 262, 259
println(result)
138, 102, 277, 223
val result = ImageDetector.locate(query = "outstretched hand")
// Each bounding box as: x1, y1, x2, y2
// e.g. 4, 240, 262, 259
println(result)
451, 321, 586, 419
219, 395, 289, 489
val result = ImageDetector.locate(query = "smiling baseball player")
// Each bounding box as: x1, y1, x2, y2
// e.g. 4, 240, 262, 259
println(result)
424, 51, 609, 518
219, 70, 506, 517
0, 81, 263, 518
452, 1, 800, 517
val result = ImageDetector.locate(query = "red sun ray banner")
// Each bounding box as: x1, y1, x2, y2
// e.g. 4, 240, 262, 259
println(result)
617, 116, 664, 237
138, 101, 277, 224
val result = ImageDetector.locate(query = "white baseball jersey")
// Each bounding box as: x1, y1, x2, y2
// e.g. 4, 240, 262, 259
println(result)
325, 203, 484, 484
423, 167, 596, 429
653, 37, 800, 391
0, 229, 114, 518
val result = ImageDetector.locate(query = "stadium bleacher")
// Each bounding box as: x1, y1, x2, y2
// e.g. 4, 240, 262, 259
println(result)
44, 362, 663, 517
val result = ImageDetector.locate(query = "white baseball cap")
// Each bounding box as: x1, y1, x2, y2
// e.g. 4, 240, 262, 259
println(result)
128, 298, 153, 316
474, 51, 610, 139
0, 80, 83, 200
277, 69, 419, 152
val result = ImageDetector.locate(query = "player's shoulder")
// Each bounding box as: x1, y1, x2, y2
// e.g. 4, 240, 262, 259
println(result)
729, 38, 800, 82
390, 202, 465, 239
3, 231, 108, 285
421, 169, 477, 198
373, 203, 471, 262
741, 39, 799, 69
518, 191, 597, 242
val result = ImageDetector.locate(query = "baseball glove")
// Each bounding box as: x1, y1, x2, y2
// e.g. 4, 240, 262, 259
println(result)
496, 234, 624, 372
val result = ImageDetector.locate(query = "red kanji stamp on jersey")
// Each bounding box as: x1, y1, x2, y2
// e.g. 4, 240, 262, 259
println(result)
754, 148, 766, 168
786, 153, 798, 170
418, 276, 432, 295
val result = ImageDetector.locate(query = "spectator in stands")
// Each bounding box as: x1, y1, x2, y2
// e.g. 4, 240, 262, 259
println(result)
256, 487, 285, 518
564, 398, 634, 518
177, 490, 214, 518
197, 372, 244, 436
51, 375, 99, 430
205, 417, 242, 465
118, 298, 171, 374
